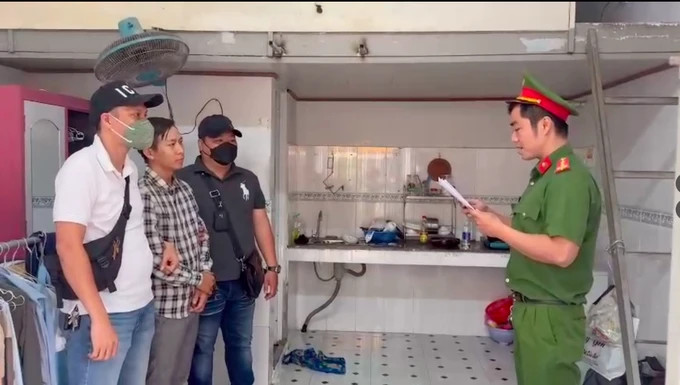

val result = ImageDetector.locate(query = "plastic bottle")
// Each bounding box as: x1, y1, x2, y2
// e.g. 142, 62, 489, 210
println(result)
419, 216, 429, 244
461, 218, 471, 250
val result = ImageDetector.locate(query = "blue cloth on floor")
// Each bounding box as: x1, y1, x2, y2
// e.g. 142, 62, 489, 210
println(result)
282, 348, 346, 375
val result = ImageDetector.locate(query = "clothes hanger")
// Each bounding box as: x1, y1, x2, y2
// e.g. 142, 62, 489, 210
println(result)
7, 238, 39, 284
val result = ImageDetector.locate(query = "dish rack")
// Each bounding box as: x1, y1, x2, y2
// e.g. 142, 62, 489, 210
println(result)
401, 194, 457, 239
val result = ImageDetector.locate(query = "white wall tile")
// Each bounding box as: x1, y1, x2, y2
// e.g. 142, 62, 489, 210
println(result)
385, 147, 404, 194
356, 147, 387, 193
355, 203, 387, 230
328, 146, 359, 193
323, 202, 357, 238
324, 277, 358, 332
475, 149, 533, 197
385, 203, 406, 226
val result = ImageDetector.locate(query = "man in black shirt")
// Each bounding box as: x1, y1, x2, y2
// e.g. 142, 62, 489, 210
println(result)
177, 114, 280, 385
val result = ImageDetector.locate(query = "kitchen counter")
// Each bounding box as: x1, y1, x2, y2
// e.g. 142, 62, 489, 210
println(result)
287, 240, 511, 268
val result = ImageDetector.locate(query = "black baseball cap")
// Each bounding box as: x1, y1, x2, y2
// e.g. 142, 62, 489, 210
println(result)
89, 81, 164, 128
198, 114, 243, 139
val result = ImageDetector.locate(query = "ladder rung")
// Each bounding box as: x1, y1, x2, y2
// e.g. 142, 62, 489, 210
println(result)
613, 171, 674, 180
636, 339, 667, 346
628, 251, 671, 256
605, 97, 678, 106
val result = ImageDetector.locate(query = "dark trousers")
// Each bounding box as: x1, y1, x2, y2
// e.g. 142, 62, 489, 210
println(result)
188, 280, 256, 385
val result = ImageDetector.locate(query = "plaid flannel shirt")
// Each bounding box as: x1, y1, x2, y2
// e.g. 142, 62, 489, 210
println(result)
139, 168, 212, 319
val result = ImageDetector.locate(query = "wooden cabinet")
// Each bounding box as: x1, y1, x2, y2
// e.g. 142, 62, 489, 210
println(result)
0, 85, 89, 243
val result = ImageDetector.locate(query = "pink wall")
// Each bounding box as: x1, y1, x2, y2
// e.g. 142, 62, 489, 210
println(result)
0, 85, 88, 244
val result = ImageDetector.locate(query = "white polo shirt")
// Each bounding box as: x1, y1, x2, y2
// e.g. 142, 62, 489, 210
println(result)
53, 135, 153, 315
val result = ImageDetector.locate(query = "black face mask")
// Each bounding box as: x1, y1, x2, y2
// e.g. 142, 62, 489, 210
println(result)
207, 142, 238, 166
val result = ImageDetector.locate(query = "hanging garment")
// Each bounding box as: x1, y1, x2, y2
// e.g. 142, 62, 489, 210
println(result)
6, 257, 59, 385
0, 299, 23, 385
0, 312, 4, 382
0, 279, 46, 385
282, 348, 346, 375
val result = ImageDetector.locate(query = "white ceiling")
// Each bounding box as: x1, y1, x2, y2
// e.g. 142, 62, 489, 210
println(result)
0, 54, 670, 99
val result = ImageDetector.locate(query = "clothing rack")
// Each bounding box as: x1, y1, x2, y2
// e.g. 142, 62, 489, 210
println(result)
0, 235, 43, 253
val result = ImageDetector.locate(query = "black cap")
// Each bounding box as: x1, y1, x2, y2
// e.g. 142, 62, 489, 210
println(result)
89, 81, 164, 127
198, 114, 243, 139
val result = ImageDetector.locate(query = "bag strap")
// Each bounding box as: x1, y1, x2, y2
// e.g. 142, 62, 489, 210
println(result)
198, 172, 247, 270
122, 175, 131, 219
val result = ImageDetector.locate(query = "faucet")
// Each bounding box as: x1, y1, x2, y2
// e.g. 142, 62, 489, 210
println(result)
313, 210, 323, 242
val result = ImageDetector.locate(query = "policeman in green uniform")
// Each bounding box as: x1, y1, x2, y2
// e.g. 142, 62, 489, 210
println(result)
465, 73, 602, 385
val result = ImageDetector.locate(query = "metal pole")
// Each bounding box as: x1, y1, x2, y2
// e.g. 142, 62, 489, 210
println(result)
613, 171, 674, 180
586, 28, 641, 385
605, 96, 678, 106
0, 236, 41, 251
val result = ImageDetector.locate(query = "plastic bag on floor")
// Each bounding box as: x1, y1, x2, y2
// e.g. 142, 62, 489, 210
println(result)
582, 286, 640, 381
282, 348, 346, 375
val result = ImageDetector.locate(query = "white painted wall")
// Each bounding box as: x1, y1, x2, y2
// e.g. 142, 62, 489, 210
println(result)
0, 64, 23, 84
0, 2, 574, 32
293, 100, 595, 149
23, 72, 277, 385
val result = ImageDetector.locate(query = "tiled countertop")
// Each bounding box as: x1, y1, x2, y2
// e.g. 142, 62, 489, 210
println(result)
287, 240, 511, 268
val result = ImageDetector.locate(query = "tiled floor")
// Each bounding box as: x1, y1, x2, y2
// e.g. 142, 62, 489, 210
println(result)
277, 331, 517, 385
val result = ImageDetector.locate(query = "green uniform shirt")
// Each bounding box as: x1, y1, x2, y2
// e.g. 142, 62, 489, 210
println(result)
506, 144, 602, 305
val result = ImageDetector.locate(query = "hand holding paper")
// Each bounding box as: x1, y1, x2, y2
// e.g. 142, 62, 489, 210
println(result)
437, 178, 475, 210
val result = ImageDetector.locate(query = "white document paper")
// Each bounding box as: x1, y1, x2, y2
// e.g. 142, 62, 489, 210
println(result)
438, 178, 475, 210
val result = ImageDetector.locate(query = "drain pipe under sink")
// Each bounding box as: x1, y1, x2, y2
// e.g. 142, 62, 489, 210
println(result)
301, 262, 367, 333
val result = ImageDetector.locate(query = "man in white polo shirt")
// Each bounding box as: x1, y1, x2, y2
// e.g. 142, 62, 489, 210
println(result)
53, 81, 177, 385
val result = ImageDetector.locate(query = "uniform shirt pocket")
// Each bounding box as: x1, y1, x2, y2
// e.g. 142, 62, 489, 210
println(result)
512, 200, 543, 234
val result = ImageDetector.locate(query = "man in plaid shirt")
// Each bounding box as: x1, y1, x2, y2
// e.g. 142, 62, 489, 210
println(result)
137, 117, 216, 385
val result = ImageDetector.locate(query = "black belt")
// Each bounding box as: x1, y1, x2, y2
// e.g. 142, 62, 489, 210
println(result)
511, 291, 571, 306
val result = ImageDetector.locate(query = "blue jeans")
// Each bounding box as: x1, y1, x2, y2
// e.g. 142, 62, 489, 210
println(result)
65, 301, 155, 385
189, 280, 256, 385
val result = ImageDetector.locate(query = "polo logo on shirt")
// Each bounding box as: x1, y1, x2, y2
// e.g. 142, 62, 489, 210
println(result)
240, 182, 250, 201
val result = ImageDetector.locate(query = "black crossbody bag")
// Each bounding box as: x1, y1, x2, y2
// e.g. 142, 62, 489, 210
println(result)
199, 172, 265, 299
46, 176, 131, 308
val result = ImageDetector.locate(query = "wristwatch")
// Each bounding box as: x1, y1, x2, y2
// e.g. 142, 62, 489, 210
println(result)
266, 265, 281, 274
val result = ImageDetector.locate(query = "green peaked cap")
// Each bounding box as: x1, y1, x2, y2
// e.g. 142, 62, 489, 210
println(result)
514, 72, 580, 117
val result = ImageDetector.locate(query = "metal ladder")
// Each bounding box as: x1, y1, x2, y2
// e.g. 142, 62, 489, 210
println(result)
586, 28, 677, 385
